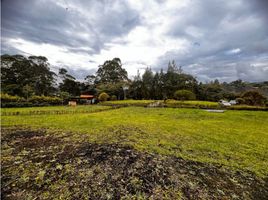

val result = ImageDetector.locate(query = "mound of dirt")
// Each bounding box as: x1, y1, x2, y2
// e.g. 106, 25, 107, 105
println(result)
1, 127, 268, 199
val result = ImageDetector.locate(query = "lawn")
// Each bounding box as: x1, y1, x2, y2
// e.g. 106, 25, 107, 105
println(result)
2, 105, 268, 176
1, 105, 112, 115
101, 99, 268, 110
101, 99, 219, 108
1, 105, 268, 199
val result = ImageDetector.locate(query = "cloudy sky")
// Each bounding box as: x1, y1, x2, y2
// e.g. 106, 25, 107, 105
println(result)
2, 0, 268, 82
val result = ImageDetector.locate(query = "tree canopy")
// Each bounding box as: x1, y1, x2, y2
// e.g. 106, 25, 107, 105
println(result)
1, 54, 56, 97
1, 54, 267, 106
96, 58, 128, 84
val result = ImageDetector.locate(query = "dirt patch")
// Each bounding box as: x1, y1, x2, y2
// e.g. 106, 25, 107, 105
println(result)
1, 127, 268, 199
1, 127, 46, 141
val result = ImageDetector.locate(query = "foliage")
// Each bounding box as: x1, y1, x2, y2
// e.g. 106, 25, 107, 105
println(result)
95, 58, 128, 84
0, 93, 24, 102
98, 92, 110, 101
22, 84, 34, 100
1, 55, 268, 104
128, 62, 199, 100
235, 97, 245, 104
110, 95, 117, 101
0, 93, 62, 107
96, 82, 124, 99
1, 54, 56, 96
58, 68, 81, 96
174, 90, 196, 100
241, 90, 267, 106
141, 68, 154, 99
128, 70, 143, 100
198, 80, 237, 102
28, 95, 62, 105
59, 91, 70, 100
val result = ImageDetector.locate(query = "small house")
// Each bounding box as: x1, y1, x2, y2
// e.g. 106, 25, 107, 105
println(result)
68, 94, 96, 105
80, 94, 95, 104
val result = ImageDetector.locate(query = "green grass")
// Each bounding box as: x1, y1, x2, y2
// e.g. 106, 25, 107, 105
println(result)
101, 99, 268, 110
2, 105, 268, 177
1, 105, 112, 115
101, 99, 156, 106
164, 99, 219, 108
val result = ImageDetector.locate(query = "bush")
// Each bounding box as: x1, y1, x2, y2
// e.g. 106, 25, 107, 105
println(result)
0, 93, 24, 103
174, 90, 196, 100
29, 95, 62, 105
98, 92, 110, 102
110, 95, 117, 101
1, 93, 62, 107
241, 91, 266, 106
235, 98, 245, 105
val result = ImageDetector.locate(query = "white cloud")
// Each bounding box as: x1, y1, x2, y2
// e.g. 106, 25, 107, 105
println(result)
8, 38, 96, 70
226, 48, 241, 55
2, 0, 268, 82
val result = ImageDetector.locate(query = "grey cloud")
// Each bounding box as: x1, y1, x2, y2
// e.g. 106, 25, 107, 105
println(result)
66, 67, 96, 81
1, 0, 141, 55
51, 63, 96, 81
1, 0, 267, 83
236, 63, 268, 82
154, 0, 268, 82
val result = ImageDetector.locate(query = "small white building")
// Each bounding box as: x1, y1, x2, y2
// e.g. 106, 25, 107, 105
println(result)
229, 100, 237, 105
219, 100, 231, 106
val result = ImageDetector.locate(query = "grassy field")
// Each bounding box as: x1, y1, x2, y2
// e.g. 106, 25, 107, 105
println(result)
2, 105, 268, 176
1, 105, 112, 115
101, 99, 268, 110
1, 105, 268, 199
101, 99, 218, 107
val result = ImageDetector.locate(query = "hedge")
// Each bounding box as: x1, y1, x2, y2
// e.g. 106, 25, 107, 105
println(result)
1, 93, 62, 107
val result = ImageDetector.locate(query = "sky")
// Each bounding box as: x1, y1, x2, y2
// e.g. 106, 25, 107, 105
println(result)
1, 0, 268, 82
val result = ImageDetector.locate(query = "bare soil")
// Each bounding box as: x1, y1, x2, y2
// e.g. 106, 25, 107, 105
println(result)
1, 127, 268, 199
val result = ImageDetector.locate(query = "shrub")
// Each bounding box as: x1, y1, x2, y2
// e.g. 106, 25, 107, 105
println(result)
28, 95, 62, 105
110, 95, 117, 101
98, 92, 110, 101
0, 93, 24, 103
235, 98, 245, 105
174, 90, 196, 100
241, 91, 266, 106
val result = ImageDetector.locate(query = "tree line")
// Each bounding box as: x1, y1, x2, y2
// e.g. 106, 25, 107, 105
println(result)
1, 54, 267, 106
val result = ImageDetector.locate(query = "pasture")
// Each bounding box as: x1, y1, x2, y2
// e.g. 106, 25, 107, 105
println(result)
1, 104, 268, 199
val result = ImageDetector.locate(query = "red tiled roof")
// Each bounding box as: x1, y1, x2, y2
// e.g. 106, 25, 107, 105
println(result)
80, 95, 94, 99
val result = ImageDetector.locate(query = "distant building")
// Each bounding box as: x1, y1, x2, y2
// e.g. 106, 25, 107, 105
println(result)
80, 95, 94, 99
68, 94, 96, 105
219, 100, 231, 106
68, 101, 77, 106
229, 100, 237, 105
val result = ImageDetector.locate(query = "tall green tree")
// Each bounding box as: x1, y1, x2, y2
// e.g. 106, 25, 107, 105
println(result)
58, 68, 80, 96
1, 54, 56, 96
94, 58, 129, 98
142, 67, 154, 99
129, 70, 143, 99
241, 90, 267, 106
164, 61, 198, 98
96, 58, 128, 84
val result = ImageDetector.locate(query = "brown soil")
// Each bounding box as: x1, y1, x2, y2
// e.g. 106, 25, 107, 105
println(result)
1, 127, 268, 200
